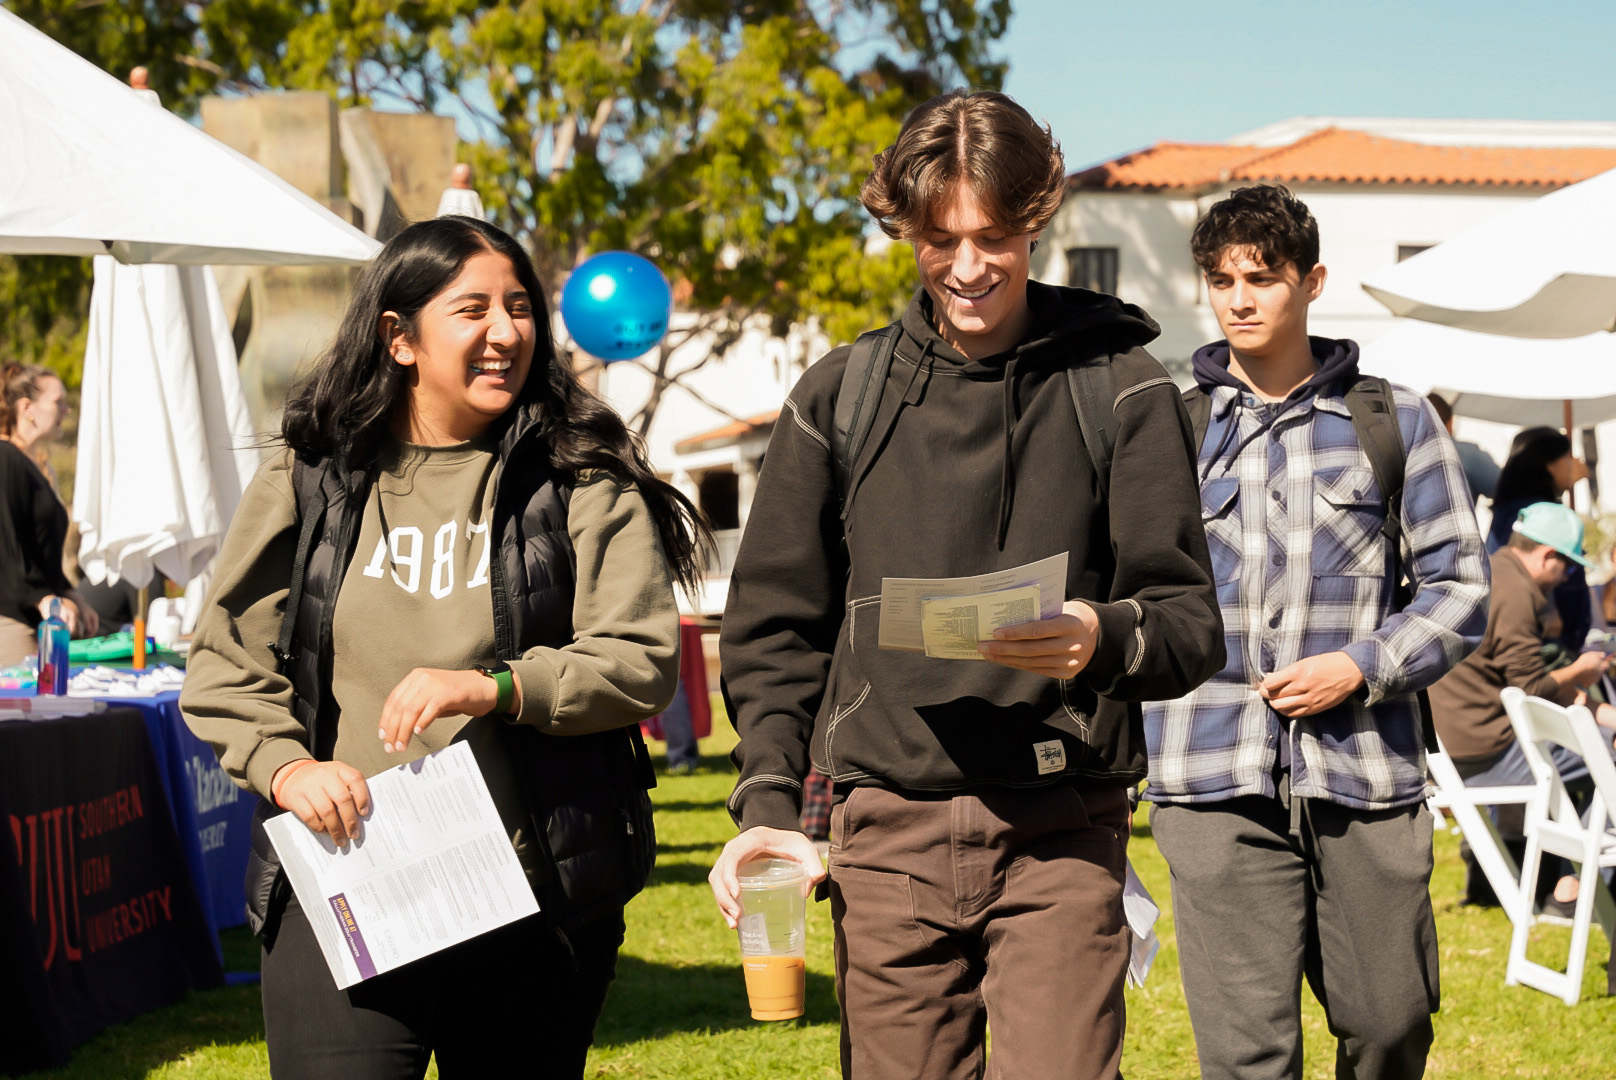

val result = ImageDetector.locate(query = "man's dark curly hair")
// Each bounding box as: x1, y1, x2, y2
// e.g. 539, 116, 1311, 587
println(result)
861, 90, 1065, 240
1191, 184, 1320, 277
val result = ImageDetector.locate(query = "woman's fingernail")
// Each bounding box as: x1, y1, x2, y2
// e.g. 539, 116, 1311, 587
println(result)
383, 742, 393, 753
413, 726, 422, 735
378, 728, 387, 740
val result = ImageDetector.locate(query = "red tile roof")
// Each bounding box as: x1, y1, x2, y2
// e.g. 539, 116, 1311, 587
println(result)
673, 410, 779, 455
1069, 127, 1616, 192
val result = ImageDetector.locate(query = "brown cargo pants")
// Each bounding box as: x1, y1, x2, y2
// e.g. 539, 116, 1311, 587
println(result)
828, 783, 1131, 1080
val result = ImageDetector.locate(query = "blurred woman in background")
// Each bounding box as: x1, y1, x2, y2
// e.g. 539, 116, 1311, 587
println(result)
1490, 426, 1591, 652
0, 362, 96, 665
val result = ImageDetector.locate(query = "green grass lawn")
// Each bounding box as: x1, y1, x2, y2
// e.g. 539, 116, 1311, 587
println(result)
22, 718, 1616, 1079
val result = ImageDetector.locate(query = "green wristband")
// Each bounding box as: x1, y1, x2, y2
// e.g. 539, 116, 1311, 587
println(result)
476, 664, 515, 714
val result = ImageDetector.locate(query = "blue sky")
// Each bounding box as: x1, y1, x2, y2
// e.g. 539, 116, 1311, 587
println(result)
1001, 0, 1616, 170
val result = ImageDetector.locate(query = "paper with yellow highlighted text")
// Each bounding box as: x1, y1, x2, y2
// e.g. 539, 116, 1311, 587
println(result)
264, 742, 538, 989
878, 552, 1068, 654
919, 585, 1043, 660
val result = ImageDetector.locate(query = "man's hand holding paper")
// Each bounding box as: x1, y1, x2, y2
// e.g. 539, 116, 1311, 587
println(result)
977, 599, 1100, 679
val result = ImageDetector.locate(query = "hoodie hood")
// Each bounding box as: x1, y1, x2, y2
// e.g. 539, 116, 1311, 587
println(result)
886, 281, 1161, 548
1191, 335, 1360, 398
900, 281, 1161, 374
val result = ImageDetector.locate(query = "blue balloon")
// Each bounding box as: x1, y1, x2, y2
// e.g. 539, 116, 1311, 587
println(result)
559, 252, 672, 362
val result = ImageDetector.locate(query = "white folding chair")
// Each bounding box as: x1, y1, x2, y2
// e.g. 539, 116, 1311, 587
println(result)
1500, 688, 1616, 1005
1425, 733, 1537, 925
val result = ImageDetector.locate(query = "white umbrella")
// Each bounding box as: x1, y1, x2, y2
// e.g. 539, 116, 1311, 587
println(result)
73, 255, 258, 593
0, 7, 379, 266
1361, 320, 1616, 427
1361, 166, 1616, 339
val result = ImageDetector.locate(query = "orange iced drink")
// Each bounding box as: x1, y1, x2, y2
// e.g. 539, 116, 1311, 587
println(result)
743, 954, 806, 1020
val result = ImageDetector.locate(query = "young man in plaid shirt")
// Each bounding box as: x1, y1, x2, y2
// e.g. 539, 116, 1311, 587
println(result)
1143, 185, 1490, 1080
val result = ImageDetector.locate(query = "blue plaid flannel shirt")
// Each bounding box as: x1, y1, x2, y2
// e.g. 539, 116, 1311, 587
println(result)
1143, 379, 1490, 809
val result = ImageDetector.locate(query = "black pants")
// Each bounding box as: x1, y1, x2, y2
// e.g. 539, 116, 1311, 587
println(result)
261, 893, 624, 1080
1152, 796, 1439, 1080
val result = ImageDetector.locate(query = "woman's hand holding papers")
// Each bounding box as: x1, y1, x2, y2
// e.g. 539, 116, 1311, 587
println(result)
275, 761, 372, 847
977, 600, 1100, 679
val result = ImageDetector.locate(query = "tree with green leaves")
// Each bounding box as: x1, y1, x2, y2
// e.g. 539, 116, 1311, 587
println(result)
198, 0, 1011, 431
6, 1, 1011, 432
1, 0, 231, 385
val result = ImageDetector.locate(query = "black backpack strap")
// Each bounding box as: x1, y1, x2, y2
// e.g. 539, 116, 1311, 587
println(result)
831, 324, 901, 515
271, 455, 328, 674
1342, 376, 1406, 547
1342, 376, 1438, 752
1066, 360, 1117, 500
1183, 385, 1213, 453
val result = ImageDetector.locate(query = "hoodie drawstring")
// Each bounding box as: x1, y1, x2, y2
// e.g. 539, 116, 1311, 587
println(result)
997, 353, 1023, 549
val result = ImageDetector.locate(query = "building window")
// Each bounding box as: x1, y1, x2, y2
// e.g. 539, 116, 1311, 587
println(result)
1066, 246, 1119, 295
1397, 244, 1432, 262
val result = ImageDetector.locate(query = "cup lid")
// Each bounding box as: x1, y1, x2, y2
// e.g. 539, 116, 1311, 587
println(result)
736, 857, 808, 887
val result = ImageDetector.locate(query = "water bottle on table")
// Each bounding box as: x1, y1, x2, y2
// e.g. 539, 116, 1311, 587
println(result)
36, 598, 69, 696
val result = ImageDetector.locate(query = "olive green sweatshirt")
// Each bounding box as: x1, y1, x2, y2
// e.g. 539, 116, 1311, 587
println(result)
181, 443, 679, 800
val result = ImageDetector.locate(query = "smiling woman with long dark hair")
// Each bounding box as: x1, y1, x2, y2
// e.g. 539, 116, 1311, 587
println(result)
182, 216, 707, 1079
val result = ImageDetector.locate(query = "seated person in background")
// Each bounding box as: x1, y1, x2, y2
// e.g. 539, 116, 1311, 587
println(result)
1429, 501, 1616, 912
1425, 393, 1499, 511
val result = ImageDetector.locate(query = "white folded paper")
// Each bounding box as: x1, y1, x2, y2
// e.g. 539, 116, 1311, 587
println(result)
1123, 857, 1162, 988
879, 552, 1068, 655
265, 742, 538, 988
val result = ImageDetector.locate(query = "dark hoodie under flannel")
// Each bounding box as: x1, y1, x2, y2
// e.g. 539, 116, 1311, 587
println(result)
1143, 338, 1490, 810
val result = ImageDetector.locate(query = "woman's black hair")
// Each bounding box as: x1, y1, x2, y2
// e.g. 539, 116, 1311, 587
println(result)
1493, 425, 1573, 504
282, 216, 711, 594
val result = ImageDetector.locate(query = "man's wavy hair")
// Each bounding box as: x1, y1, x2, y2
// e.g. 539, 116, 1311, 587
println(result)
860, 90, 1065, 240
1191, 184, 1320, 277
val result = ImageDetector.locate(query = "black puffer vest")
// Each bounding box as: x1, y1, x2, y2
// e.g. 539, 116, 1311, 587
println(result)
244, 409, 658, 942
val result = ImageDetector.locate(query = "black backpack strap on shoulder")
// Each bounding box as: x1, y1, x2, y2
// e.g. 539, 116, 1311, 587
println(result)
271, 454, 328, 674
831, 324, 901, 515
1342, 376, 1438, 752
1183, 385, 1213, 453
1066, 359, 1118, 500
1342, 376, 1407, 546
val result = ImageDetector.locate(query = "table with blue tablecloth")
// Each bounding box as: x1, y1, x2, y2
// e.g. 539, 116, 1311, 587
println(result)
0, 706, 225, 1074
93, 689, 258, 944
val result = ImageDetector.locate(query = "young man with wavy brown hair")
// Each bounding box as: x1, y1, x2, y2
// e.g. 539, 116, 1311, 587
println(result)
708, 90, 1222, 1079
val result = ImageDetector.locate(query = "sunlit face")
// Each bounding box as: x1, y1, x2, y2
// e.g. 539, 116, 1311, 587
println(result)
17, 375, 68, 442
384, 250, 536, 444
914, 184, 1036, 358
1205, 247, 1326, 361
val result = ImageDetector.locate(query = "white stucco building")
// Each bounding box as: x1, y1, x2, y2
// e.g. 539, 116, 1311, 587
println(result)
597, 314, 827, 615
1046, 117, 1616, 379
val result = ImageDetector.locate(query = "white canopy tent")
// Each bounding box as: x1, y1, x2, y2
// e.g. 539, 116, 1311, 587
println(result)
0, 7, 377, 266
1361, 320, 1616, 428
1361, 166, 1616, 340
0, 8, 379, 647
